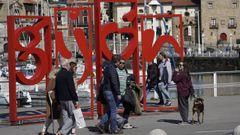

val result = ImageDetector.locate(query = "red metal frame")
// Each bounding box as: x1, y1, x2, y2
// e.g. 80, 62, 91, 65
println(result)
7, 16, 52, 123
7, 7, 185, 124
54, 7, 94, 117
140, 14, 184, 111
95, 0, 139, 116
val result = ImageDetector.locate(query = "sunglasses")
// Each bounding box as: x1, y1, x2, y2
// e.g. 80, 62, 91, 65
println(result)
120, 62, 125, 64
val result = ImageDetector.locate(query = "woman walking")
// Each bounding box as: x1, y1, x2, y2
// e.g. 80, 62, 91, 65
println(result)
39, 68, 61, 135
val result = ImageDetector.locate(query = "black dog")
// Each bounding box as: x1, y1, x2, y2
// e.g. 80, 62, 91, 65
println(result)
192, 97, 204, 124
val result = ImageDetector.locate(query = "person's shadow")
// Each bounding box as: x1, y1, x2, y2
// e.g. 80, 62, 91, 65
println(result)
87, 126, 101, 134
157, 119, 182, 124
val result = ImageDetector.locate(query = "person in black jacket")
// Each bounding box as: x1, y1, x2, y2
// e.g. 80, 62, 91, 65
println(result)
55, 59, 79, 135
146, 61, 163, 105
96, 54, 123, 134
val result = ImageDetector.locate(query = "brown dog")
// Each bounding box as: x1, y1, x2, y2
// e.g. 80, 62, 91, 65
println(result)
192, 97, 204, 124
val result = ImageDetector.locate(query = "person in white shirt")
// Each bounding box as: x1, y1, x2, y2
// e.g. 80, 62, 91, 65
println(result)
158, 52, 172, 106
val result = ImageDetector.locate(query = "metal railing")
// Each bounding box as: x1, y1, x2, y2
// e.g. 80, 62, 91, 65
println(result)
190, 70, 240, 97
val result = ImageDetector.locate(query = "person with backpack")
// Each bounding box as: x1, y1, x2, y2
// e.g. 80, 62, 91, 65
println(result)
117, 59, 142, 129
158, 52, 172, 106
122, 74, 142, 129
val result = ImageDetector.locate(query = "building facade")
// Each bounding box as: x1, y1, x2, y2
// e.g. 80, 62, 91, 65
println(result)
172, 0, 199, 48
201, 0, 240, 46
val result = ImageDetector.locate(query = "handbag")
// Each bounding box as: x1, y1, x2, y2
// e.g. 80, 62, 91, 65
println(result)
73, 108, 86, 129
123, 88, 135, 106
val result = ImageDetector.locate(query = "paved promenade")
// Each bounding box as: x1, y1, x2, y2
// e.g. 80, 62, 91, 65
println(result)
0, 96, 240, 135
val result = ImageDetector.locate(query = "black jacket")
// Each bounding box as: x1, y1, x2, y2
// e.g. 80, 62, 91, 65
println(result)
55, 68, 78, 104
102, 62, 120, 98
147, 63, 159, 87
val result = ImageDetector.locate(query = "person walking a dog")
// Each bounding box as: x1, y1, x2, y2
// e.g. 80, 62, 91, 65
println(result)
172, 62, 194, 125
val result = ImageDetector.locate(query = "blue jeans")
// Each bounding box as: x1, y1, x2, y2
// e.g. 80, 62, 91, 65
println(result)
158, 82, 171, 101
99, 91, 118, 131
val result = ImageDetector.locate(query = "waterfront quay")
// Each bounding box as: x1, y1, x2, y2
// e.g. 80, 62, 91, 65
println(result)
0, 96, 240, 135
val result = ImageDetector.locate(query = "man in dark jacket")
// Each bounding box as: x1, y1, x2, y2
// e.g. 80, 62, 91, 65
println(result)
55, 59, 79, 135
146, 61, 163, 105
96, 54, 123, 134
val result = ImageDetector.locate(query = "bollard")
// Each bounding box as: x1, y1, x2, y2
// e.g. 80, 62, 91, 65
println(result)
234, 125, 240, 135
213, 72, 217, 97
148, 129, 167, 135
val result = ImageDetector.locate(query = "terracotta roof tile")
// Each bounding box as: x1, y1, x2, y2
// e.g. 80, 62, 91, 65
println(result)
23, 0, 38, 4
172, 0, 197, 6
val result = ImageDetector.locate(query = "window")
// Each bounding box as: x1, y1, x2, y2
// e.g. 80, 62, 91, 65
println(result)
208, 2, 213, 8
228, 17, 237, 28
229, 17, 236, 25
232, 2, 238, 8
210, 18, 218, 29
210, 18, 217, 26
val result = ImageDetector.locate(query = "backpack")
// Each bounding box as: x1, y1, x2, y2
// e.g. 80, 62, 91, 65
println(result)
96, 76, 106, 104
122, 87, 135, 106
161, 62, 169, 84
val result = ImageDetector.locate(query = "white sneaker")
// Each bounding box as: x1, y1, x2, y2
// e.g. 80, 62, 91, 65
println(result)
123, 123, 134, 129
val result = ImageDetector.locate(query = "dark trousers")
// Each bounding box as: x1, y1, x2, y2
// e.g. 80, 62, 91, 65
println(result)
122, 101, 133, 124
146, 84, 163, 101
178, 94, 189, 122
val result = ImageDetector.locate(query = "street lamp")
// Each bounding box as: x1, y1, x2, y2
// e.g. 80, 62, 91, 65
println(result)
112, 18, 116, 54
230, 33, 233, 52
149, 0, 160, 43
149, 0, 160, 99
202, 33, 205, 55
195, 10, 201, 55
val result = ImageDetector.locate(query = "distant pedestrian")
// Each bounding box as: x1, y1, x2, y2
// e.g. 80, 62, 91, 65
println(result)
172, 62, 194, 124
158, 52, 172, 106
55, 58, 79, 135
69, 60, 78, 90
146, 61, 163, 105
39, 68, 61, 135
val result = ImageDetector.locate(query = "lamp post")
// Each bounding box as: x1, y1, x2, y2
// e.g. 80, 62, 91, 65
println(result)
230, 33, 233, 52
202, 33, 205, 55
149, 0, 160, 43
195, 10, 201, 55
112, 18, 116, 54
113, 33, 116, 54
149, 0, 160, 99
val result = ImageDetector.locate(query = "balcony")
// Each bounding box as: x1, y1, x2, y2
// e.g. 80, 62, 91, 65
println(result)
209, 23, 218, 29
228, 23, 237, 29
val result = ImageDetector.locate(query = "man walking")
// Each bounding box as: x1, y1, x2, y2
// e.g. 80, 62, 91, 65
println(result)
96, 54, 123, 134
158, 52, 172, 106
55, 59, 79, 135
146, 61, 164, 105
